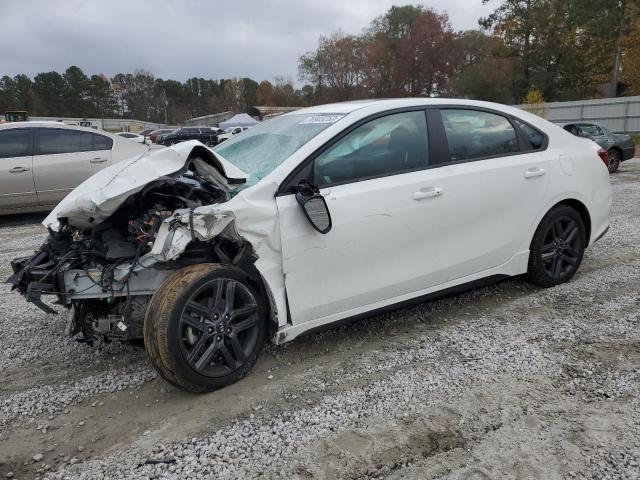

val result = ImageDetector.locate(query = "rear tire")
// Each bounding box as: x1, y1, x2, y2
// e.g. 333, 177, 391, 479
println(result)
526, 205, 586, 287
608, 149, 621, 173
144, 263, 267, 393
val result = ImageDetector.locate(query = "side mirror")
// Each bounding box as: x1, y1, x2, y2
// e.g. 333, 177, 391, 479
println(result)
295, 182, 332, 234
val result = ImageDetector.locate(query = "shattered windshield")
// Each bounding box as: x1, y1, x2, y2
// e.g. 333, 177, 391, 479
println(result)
214, 113, 344, 187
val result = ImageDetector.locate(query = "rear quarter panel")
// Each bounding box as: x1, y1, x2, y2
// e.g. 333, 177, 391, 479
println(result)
519, 123, 611, 250
111, 136, 148, 163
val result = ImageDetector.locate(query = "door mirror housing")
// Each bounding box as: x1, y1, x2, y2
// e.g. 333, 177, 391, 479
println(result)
295, 182, 332, 234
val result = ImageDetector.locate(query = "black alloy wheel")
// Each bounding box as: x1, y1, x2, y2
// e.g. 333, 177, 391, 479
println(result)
179, 278, 260, 377
540, 216, 581, 280
608, 149, 621, 173
144, 264, 267, 393
526, 205, 586, 287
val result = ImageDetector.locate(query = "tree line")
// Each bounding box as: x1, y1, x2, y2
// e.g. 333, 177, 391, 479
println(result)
1, 1, 639, 124
0, 68, 306, 125
299, 0, 640, 104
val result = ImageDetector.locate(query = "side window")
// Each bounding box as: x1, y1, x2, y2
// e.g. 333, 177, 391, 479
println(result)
93, 134, 113, 151
514, 119, 544, 150
314, 111, 428, 187
565, 125, 579, 136
0, 129, 31, 159
36, 129, 94, 155
577, 124, 601, 137
441, 109, 518, 162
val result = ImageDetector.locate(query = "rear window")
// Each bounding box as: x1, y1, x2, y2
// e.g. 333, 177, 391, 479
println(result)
36, 128, 94, 155
514, 120, 544, 150
577, 124, 604, 137
441, 109, 518, 161
0, 129, 31, 158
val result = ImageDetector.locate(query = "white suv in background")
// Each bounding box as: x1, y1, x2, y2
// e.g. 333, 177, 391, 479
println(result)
0, 122, 148, 215
217, 126, 251, 143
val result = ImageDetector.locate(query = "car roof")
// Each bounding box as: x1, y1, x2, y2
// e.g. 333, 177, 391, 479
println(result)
285, 98, 540, 117
0, 121, 111, 134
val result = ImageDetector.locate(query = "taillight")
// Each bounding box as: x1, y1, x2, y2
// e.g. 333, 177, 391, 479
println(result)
597, 148, 609, 167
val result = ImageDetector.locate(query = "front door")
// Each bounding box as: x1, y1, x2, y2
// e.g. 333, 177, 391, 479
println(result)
276, 110, 448, 325
0, 128, 38, 210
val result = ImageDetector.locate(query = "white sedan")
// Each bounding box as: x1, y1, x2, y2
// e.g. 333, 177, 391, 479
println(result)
8, 99, 612, 392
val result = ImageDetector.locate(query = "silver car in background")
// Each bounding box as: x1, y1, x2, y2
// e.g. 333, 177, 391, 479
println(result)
0, 122, 149, 215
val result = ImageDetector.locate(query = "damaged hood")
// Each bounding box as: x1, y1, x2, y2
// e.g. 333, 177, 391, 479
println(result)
43, 141, 247, 230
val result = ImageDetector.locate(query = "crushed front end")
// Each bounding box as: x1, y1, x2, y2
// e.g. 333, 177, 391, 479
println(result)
6, 143, 254, 345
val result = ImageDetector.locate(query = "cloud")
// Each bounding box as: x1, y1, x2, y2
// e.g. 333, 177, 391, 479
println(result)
1, 0, 494, 82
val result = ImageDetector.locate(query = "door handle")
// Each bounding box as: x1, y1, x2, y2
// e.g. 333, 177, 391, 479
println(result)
9, 166, 30, 173
413, 187, 444, 201
523, 168, 546, 179
90, 157, 108, 163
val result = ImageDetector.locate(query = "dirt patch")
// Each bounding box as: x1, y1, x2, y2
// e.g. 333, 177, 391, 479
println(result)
299, 411, 465, 479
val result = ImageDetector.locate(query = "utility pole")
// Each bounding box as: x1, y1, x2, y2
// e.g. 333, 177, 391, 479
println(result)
610, 0, 628, 97
163, 88, 168, 125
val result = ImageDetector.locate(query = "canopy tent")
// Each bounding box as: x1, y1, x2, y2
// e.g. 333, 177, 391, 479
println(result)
219, 113, 258, 129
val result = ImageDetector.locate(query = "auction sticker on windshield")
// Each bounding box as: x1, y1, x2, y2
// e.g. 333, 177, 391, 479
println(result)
299, 114, 344, 124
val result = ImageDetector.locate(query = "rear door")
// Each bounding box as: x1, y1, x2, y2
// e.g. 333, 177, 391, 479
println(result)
427, 108, 551, 281
33, 128, 113, 206
199, 128, 212, 144
0, 128, 38, 210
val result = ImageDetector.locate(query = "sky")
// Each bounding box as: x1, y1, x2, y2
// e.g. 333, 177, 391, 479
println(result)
1, 0, 495, 83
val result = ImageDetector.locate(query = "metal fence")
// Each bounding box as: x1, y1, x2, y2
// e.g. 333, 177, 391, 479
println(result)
518, 96, 640, 133
29, 116, 176, 133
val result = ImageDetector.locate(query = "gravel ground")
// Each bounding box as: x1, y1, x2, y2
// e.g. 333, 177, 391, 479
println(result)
1, 159, 639, 480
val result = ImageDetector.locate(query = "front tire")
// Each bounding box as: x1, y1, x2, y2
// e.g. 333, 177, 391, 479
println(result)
144, 263, 267, 393
608, 149, 621, 173
526, 205, 586, 287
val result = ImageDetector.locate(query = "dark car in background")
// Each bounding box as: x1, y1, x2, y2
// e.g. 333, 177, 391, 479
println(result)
148, 128, 174, 144
562, 122, 635, 173
159, 127, 218, 147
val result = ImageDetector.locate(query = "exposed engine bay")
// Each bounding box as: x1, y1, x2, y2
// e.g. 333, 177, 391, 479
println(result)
7, 145, 257, 345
